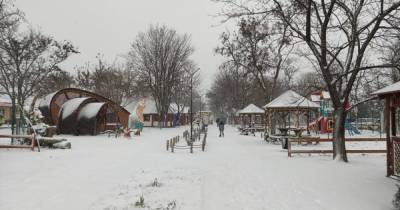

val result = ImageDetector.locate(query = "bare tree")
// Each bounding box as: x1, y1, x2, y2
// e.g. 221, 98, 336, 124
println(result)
30, 67, 75, 112
75, 56, 136, 106
127, 25, 194, 127
0, 0, 20, 33
215, 0, 400, 162
0, 29, 76, 109
215, 16, 294, 101
207, 62, 267, 115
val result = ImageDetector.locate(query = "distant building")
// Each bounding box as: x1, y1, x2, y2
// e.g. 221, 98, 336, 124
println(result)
0, 95, 12, 123
125, 98, 190, 127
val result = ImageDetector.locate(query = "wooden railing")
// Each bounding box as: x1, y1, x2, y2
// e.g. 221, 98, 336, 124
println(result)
287, 137, 386, 157
0, 134, 38, 151
166, 130, 207, 153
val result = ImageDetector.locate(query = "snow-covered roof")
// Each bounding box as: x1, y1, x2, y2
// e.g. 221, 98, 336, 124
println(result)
0, 94, 11, 104
321, 91, 330, 99
263, 90, 320, 109
60, 97, 90, 120
127, 97, 189, 115
310, 95, 321, 102
238, 104, 264, 114
372, 81, 400, 95
78, 102, 106, 120
39, 91, 57, 108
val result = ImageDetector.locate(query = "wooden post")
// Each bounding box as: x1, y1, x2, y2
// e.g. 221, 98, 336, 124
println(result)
166, 140, 169, 151
30, 134, 35, 151
288, 138, 292, 157
385, 97, 393, 176
190, 142, 193, 153
171, 139, 174, 153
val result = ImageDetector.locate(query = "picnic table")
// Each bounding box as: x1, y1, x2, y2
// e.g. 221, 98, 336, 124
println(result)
291, 128, 304, 137
278, 128, 289, 135
278, 127, 304, 137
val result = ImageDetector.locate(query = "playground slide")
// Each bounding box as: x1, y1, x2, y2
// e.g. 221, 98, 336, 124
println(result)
308, 116, 323, 127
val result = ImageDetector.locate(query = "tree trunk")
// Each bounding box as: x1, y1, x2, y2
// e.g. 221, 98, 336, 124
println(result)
333, 107, 348, 162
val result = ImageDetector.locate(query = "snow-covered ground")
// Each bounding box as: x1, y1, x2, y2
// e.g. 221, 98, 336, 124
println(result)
0, 125, 398, 210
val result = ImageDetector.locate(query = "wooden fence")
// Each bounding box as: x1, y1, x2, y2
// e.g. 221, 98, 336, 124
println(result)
287, 137, 386, 157
166, 129, 207, 153
0, 134, 39, 151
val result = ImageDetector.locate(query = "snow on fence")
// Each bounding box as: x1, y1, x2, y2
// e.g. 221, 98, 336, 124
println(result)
166, 129, 207, 153
287, 137, 386, 157
0, 134, 39, 151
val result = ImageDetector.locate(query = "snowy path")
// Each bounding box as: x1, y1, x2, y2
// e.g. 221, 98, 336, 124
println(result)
0, 125, 397, 210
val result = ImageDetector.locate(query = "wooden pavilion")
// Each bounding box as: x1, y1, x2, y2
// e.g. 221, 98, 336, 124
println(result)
373, 81, 400, 177
238, 104, 265, 127
263, 90, 320, 136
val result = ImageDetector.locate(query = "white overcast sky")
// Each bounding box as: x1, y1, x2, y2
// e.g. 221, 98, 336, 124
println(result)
14, 0, 231, 91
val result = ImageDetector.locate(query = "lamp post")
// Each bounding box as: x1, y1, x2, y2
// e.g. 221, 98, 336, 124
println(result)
190, 75, 193, 141
190, 68, 199, 142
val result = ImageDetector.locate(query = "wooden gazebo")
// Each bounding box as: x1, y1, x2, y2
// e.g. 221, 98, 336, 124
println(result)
373, 81, 400, 177
263, 90, 320, 135
238, 104, 265, 127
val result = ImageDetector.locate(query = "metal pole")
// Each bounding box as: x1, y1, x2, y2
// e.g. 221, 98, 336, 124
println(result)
190, 76, 193, 142
200, 94, 202, 125
11, 95, 16, 144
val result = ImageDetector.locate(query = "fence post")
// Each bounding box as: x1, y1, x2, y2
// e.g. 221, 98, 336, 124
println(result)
30, 134, 35, 151
170, 139, 175, 153
190, 142, 193, 153
166, 140, 169, 151
288, 138, 292, 157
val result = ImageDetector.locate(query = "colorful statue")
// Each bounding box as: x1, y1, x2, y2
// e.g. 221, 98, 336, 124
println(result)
128, 99, 145, 133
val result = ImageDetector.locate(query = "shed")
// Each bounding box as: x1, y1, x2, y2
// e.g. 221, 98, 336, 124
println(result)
238, 104, 265, 126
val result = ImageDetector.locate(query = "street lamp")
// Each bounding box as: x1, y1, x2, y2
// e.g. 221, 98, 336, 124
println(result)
190, 68, 199, 142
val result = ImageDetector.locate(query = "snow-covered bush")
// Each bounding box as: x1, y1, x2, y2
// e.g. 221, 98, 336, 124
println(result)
394, 185, 400, 210
134, 195, 145, 208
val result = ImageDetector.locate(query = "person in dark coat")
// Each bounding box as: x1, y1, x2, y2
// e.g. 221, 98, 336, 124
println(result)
218, 120, 225, 137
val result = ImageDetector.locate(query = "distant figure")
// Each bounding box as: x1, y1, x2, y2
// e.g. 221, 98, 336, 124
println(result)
218, 121, 225, 137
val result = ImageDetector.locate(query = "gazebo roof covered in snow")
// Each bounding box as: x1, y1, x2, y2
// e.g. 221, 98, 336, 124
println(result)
263, 90, 319, 110
238, 104, 264, 114
372, 81, 400, 96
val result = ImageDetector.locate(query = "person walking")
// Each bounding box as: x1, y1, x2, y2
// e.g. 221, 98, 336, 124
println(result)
218, 120, 225, 137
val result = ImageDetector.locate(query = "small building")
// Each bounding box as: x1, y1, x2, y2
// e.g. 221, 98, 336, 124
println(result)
134, 99, 189, 127
197, 110, 213, 125
372, 81, 400, 177
238, 104, 264, 127
264, 90, 320, 134
0, 102, 11, 124
39, 88, 130, 135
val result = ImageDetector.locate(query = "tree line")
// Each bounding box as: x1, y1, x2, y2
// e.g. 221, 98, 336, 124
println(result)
0, 0, 200, 130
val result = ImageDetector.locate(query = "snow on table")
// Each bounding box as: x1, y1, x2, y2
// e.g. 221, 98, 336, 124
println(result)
0, 125, 397, 210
